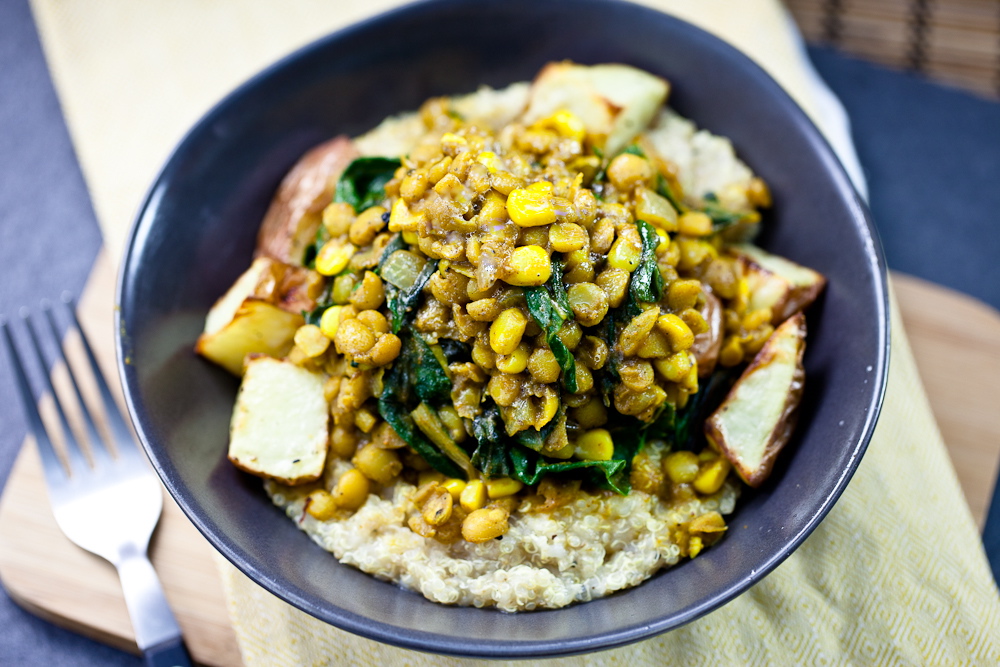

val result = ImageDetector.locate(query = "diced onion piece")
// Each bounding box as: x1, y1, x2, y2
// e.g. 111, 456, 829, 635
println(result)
381, 249, 426, 289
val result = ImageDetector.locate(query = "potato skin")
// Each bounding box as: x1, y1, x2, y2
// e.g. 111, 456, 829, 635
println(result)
705, 313, 806, 487
255, 135, 359, 265
732, 246, 826, 325
196, 257, 323, 375
691, 290, 723, 377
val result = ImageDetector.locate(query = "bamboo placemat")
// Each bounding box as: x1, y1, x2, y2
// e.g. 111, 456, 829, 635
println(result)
786, 0, 1000, 98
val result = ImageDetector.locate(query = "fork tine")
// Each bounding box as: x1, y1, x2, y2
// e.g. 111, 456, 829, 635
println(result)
41, 302, 115, 467
22, 309, 92, 475
61, 295, 140, 457
1, 317, 70, 483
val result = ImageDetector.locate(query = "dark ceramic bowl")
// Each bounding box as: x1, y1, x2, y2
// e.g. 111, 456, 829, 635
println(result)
116, 0, 889, 657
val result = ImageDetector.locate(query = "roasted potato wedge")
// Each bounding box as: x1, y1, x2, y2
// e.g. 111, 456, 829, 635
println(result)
733, 244, 826, 324
196, 257, 322, 375
355, 84, 530, 158
228, 356, 329, 485
704, 313, 806, 487
523, 62, 669, 156
691, 290, 723, 378
256, 135, 359, 265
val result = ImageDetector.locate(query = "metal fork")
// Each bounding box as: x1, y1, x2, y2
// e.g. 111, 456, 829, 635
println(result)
1, 297, 192, 667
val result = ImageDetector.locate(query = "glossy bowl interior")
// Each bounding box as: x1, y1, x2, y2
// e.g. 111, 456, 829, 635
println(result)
116, 0, 888, 657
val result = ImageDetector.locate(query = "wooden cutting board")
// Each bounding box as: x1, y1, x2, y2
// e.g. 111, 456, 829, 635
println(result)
0, 253, 998, 667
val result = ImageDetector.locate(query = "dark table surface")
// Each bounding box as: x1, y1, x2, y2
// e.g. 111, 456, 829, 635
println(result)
1, 0, 999, 664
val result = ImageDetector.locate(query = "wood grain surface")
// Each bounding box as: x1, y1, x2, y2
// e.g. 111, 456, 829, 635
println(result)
0, 254, 997, 666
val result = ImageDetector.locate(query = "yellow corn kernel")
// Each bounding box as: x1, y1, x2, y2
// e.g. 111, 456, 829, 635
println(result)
655, 350, 694, 383
506, 187, 556, 227
333, 468, 371, 511
315, 240, 356, 276
486, 477, 524, 499
699, 449, 718, 462
719, 335, 744, 367
388, 198, 427, 232
489, 308, 527, 355
504, 245, 552, 286
575, 428, 614, 461
495, 342, 530, 374
657, 313, 695, 352
460, 479, 488, 512
294, 324, 330, 358
442, 478, 467, 500
663, 451, 700, 484
693, 457, 731, 494
306, 489, 337, 520
402, 230, 419, 245
607, 234, 642, 272
418, 470, 446, 487
527, 180, 553, 195
654, 227, 670, 250
688, 534, 704, 558
536, 109, 586, 142
667, 279, 702, 312
678, 211, 713, 236
549, 222, 588, 253
476, 151, 503, 173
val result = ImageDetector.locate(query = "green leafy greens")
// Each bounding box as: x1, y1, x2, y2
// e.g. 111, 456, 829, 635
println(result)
656, 174, 746, 232
631, 220, 666, 304
334, 157, 402, 213
524, 256, 578, 392
378, 333, 465, 479
469, 402, 636, 494
302, 156, 400, 266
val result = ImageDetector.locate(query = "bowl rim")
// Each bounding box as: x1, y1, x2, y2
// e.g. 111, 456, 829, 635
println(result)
115, 0, 890, 657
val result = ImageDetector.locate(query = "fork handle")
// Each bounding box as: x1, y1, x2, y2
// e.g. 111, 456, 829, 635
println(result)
144, 637, 192, 667
117, 548, 192, 666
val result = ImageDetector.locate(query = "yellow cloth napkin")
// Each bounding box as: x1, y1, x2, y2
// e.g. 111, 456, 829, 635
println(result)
30, 0, 1000, 663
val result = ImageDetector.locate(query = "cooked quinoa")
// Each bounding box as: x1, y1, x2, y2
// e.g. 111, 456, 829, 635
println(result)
198, 62, 822, 612
268, 442, 738, 612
